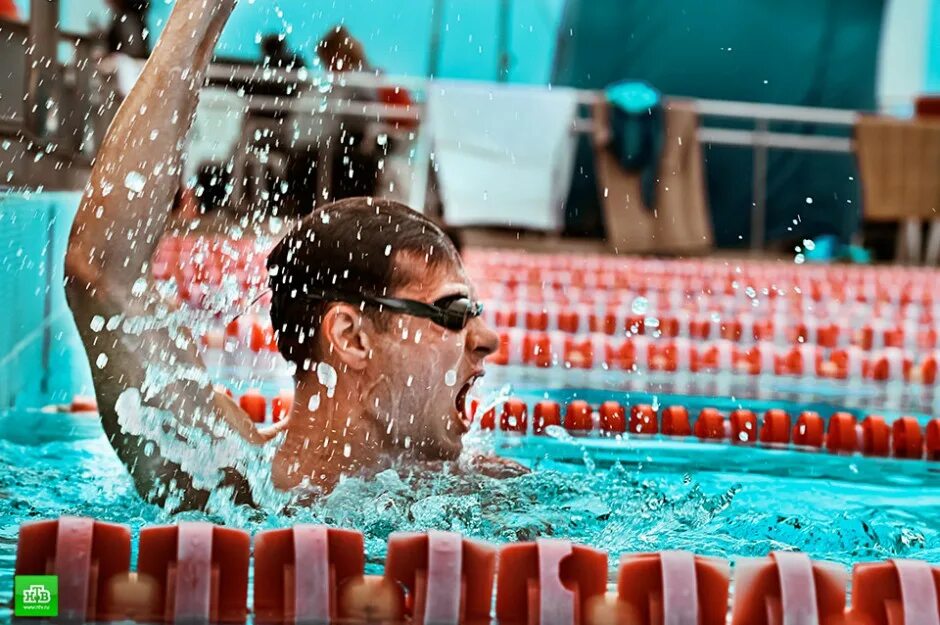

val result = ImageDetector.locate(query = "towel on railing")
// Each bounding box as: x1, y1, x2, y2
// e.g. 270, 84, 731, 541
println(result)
427, 81, 578, 230
594, 98, 713, 253
855, 115, 940, 221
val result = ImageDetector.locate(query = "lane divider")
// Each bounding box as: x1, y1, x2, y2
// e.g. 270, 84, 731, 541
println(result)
14, 516, 940, 625
470, 399, 939, 462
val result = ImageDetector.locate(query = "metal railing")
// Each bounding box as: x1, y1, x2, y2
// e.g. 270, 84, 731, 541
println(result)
2, 5, 861, 251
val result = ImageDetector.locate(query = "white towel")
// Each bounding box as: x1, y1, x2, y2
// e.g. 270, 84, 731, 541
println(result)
427, 81, 578, 231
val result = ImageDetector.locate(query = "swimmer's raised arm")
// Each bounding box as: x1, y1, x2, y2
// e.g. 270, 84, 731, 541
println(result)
64, 0, 258, 509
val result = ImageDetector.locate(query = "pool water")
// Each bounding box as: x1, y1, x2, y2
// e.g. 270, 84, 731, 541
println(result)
2, 386, 939, 618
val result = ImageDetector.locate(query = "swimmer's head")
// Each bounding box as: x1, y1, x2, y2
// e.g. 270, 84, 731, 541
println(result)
267, 197, 498, 461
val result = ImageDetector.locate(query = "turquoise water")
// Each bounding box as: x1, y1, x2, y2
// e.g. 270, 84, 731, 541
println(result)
2, 386, 939, 618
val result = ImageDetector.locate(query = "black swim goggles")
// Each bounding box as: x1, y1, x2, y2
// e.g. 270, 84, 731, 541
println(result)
302, 289, 484, 331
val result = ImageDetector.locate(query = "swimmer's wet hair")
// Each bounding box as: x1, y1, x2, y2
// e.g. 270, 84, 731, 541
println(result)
267, 197, 459, 367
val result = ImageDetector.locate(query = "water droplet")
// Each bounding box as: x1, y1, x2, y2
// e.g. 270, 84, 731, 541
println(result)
96, 353, 109, 369
444, 370, 458, 387
316, 362, 338, 388
89, 315, 105, 332
631, 296, 649, 315
384, 244, 392, 256
124, 171, 146, 194
343, 443, 352, 458
131, 278, 147, 297
307, 394, 321, 411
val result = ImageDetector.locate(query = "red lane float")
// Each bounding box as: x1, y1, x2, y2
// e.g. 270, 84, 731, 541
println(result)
730, 409, 758, 444
892, 416, 925, 459
253, 525, 366, 624
848, 559, 940, 625
793, 412, 825, 448
495, 539, 607, 625
599, 401, 626, 434
501, 399, 529, 433
137, 522, 250, 623
861, 415, 891, 457
239, 389, 266, 424
565, 401, 593, 433
695, 408, 726, 441
385, 531, 496, 625
14, 517, 131, 621
929, 419, 940, 461
759, 409, 791, 445
826, 412, 859, 454
731, 552, 847, 625
271, 390, 293, 423
615, 552, 730, 625
661, 406, 692, 437
629, 404, 657, 435
534, 401, 562, 434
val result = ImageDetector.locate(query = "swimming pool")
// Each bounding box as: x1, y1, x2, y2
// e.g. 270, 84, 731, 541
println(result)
2, 370, 940, 620
2, 205, 939, 620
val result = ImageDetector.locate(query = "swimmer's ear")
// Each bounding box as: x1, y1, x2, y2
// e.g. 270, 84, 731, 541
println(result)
322, 303, 371, 370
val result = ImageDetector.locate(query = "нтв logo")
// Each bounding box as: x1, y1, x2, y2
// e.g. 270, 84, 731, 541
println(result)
14, 576, 58, 617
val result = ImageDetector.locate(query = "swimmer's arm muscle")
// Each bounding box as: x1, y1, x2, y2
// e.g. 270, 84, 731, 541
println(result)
63, 0, 255, 508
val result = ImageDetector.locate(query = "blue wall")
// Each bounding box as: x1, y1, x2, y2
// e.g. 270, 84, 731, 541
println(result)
928, 0, 940, 91
146, 0, 566, 84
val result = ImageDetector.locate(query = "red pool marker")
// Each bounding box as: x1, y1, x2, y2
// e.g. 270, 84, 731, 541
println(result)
826, 412, 859, 454
15, 517, 131, 621
495, 308, 518, 329
731, 552, 847, 625
861, 415, 891, 457
534, 401, 562, 434
730, 409, 758, 444
590, 311, 619, 335
606, 339, 636, 371
662, 406, 692, 437
892, 416, 924, 459
599, 401, 626, 434
909, 355, 938, 384
564, 338, 594, 369
523, 333, 553, 368
254, 525, 365, 625
70, 395, 99, 413
928, 419, 940, 461
616, 552, 730, 625
495, 539, 607, 625
557, 310, 580, 334
271, 390, 294, 423
759, 409, 791, 445
626, 315, 645, 335
489, 332, 511, 366
249, 321, 274, 353
137, 522, 250, 623
695, 408, 726, 441
501, 399, 528, 433
848, 559, 940, 625
239, 389, 266, 424
479, 406, 497, 431
385, 531, 496, 625
564, 400, 593, 433
793, 412, 825, 448
629, 404, 658, 435
526, 309, 549, 332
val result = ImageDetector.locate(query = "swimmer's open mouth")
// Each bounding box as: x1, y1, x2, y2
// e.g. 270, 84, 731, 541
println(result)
455, 372, 484, 432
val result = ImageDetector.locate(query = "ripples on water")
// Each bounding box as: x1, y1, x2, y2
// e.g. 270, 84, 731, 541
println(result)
2, 409, 939, 603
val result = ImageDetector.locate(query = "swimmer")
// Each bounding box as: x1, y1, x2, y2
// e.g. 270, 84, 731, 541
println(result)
64, 0, 518, 510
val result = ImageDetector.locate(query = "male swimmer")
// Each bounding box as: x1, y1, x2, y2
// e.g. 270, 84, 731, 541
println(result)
64, 0, 510, 511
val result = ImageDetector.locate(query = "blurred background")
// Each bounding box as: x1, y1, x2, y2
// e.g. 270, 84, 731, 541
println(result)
1, 0, 939, 410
